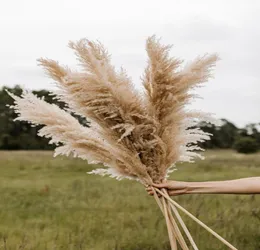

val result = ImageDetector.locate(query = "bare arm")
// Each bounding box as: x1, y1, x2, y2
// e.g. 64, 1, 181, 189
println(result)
185, 177, 260, 194
146, 177, 260, 196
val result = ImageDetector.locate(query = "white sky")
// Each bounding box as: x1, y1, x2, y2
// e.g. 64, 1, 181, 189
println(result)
0, 0, 259, 127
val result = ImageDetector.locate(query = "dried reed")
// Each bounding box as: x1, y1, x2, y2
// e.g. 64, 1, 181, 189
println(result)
8, 35, 238, 249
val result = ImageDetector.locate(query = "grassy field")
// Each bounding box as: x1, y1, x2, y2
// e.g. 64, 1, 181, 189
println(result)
0, 150, 259, 250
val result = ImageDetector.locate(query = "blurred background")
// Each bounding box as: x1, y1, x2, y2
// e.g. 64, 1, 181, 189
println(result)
0, 0, 259, 249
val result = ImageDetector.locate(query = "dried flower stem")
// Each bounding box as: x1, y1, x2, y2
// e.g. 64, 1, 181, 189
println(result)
162, 195, 178, 250
153, 189, 178, 249
158, 188, 198, 249
153, 187, 189, 250
169, 203, 198, 250
155, 188, 238, 250
163, 190, 189, 250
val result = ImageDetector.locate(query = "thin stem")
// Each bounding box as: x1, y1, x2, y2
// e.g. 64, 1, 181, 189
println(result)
153, 187, 189, 250
162, 196, 178, 250
153, 188, 177, 249
153, 187, 164, 213
170, 203, 199, 250
162, 191, 199, 250
155, 188, 238, 250
162, 189, 189, 250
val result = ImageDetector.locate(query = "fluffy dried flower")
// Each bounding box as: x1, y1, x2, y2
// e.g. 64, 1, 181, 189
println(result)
8, 35, 219, 185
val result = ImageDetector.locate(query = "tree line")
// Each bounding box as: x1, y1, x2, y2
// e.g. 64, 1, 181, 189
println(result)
0, 85, 259, 153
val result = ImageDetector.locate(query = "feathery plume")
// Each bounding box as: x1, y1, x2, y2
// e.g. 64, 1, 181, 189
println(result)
7, 90, 151, 181
8, 35, 219, 184
142, 35, 219, 175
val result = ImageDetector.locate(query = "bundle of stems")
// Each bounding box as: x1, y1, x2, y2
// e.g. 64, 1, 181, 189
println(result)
153, 188, 238, 249
8, 35, 237, 249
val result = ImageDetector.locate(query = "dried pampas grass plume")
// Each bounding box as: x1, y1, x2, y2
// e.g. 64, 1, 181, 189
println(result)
34, 36, 219, 184
8, 36, 238, 250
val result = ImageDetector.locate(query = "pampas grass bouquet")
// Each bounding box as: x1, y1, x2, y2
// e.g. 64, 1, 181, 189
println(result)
8, 35, 238, 250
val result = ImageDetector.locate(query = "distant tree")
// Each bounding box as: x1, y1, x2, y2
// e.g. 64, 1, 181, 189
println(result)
216, 119, 238, 148
244, 123, 260, 147
198, 119, 239, 149
233, 137, 258, 154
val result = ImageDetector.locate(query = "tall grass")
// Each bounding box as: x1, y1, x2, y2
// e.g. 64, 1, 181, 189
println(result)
0, 150, 259, 250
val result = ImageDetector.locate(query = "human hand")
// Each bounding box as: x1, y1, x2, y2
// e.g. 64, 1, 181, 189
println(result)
146, 180, 189, 196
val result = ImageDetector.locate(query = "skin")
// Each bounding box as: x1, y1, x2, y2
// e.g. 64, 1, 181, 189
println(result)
146, 177, 260, 196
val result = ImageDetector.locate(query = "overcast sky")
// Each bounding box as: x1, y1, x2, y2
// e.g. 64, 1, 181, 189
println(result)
0, 0, 259, 127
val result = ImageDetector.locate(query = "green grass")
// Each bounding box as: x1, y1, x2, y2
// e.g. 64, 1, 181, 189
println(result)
0, 150, 259, 250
